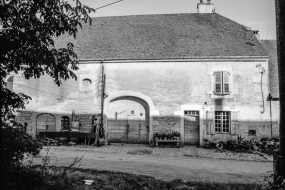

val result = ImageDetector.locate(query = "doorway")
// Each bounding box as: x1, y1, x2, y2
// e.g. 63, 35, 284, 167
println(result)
184, 111, 199, 146
107, 99, 148, 143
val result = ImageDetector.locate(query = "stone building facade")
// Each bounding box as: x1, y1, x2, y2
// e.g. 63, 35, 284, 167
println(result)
8, 0, 279, 146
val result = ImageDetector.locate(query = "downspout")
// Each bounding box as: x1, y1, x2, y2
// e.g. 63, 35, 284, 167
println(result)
256, 64, 265, 113
268, 92, 273, 137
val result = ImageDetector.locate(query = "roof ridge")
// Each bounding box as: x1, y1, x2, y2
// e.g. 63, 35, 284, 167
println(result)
90, 13, 209, 19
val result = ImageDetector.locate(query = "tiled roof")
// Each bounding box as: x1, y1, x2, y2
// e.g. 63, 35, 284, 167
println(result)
55, 13, 267, 59
260, 40, 279, 98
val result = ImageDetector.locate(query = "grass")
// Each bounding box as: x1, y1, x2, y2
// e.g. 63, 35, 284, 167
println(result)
39, 167, 262, 190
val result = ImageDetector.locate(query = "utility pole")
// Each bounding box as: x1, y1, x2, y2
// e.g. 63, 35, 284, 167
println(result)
99, 61, 106, 145
100, 62, 105, 127
275, 0, 285, 177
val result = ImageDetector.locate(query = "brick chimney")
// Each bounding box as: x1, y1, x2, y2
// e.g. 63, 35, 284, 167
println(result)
197, 0, 215, 13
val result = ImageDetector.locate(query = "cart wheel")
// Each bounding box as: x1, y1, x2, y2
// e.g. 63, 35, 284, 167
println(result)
216, 143, 223, 150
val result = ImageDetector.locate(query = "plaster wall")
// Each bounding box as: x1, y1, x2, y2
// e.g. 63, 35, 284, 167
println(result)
12, 60, 279, 145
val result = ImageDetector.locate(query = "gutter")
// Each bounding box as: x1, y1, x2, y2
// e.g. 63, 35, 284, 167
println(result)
76, 56, 269, 64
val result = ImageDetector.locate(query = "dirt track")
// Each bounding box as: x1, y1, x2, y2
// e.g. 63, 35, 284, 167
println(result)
28, 146, 273, 183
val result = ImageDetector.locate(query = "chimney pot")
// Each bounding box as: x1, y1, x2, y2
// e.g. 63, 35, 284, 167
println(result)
197, 0, 214, 13
253, 30, 260, 41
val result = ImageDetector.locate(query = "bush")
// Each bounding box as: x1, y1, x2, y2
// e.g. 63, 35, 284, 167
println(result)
262, 173, 285, 190
2, 123, 42, 169
1, 122, 43, 190
271, 137, 280, 142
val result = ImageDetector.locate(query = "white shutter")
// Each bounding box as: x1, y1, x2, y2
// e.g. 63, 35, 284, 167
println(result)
206, 111, 215, 134
223, 71, 230, 94
214, 72, 222, 95
231, 111, 240, 135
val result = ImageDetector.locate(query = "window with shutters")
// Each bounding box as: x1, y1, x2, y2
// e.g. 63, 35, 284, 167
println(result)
215, 111, 230, 133
214, 71, 230, 95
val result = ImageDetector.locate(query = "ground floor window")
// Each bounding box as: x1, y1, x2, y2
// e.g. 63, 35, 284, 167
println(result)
61, 116, 70, 130
215, 111, 230, 133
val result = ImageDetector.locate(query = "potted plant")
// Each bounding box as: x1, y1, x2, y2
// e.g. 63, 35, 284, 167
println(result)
168, 133, 174, 140
160, 132, 166, 140
172, 131, 181, 140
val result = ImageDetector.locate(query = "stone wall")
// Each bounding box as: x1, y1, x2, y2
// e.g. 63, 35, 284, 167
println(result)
12, 59, 280, 145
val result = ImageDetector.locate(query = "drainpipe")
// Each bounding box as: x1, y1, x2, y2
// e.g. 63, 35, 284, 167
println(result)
256, 64, 265, 113
268, 92, 273, 137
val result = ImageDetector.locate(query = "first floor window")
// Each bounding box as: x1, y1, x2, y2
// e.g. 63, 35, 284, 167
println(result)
214, 71, 230, 95
215, 111, 230, 133
61, 116, 70, 130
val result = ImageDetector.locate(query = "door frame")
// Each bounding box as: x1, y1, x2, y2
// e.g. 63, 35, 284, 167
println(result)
184, 110, 200, 146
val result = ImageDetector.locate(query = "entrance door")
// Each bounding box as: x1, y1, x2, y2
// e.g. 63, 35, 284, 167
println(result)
36, 114, 56, 135
127, 113, 148, 143
184, 111, 199, 146
107, 100, 147, 143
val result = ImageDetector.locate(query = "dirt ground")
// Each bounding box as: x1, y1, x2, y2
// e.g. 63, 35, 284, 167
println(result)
28, 145, 273, 183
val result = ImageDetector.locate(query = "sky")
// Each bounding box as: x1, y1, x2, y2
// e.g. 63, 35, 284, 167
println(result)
76, 0, 276, 40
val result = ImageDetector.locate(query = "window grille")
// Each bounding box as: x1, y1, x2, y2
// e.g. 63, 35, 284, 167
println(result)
215, 111, 230, 133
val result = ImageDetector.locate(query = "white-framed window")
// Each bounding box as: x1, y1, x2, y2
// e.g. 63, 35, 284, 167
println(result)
213, 71, 230, 95
215, 111, 230, 133
61, 116, 70, 130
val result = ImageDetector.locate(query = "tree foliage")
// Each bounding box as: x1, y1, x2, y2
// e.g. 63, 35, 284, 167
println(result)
0, 0, 94, 119
0, 1, 95, 188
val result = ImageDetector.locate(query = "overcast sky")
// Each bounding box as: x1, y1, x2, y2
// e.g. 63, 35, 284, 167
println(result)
78, 0, 276, 40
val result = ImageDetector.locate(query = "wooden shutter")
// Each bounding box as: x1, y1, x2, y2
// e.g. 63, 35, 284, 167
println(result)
231, 111, 240, 135
206, 111, 215, 134
223, 71, 230, 94
214, 72, 222, 95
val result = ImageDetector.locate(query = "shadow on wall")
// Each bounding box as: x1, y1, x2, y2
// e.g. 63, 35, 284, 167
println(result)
15, 111, 279, 145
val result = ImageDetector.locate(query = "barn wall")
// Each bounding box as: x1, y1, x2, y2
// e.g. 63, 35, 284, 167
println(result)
12, 59, 279, 145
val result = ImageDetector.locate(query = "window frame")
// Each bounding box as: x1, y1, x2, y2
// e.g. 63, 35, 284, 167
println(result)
213, 71, 231, 95
215, 111, 230, 133
61, 116, 70, 130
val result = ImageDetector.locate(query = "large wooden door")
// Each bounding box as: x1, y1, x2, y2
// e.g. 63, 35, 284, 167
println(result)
107, 100, 147, 143
36, 114, 56, 135
127, 114, 148, 143
184, 111, 199, 146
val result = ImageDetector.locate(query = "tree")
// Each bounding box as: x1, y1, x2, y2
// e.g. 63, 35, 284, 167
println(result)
275, 0, 285, 177
0, 0, 95, 188
0, 0, 95, 120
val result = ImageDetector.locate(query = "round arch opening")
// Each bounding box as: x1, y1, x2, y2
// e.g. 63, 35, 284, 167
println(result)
104, 92, 157, 144
106, 96, 150, 144
36, 113, 56, 135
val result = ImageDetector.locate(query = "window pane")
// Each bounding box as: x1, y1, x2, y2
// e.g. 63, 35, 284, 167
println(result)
215, 72, 222, 83
216, 84, 221, 93
225, 84, 229, 93
223, 72, 229, 83
215, 111, 230, 133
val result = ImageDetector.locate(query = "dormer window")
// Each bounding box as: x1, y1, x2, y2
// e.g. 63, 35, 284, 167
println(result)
213, 71, 230, 95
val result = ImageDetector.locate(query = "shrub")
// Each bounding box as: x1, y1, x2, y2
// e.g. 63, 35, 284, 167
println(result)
262, 173, 285, 190
2, 122, 42, 170
1, 122, 43, 190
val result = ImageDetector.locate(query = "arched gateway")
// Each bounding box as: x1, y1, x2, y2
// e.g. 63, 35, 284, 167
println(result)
104, 91, 158, 144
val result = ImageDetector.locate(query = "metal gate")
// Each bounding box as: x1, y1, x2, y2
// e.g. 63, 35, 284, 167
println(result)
36, 114, 56, 135
184, 111, 199, 146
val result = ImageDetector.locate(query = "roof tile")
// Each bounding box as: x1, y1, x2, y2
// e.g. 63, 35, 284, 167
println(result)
55, 13, 267, 59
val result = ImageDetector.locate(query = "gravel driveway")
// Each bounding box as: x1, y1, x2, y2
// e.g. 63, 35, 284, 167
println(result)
28, 144, 273, 183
